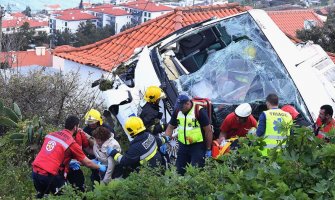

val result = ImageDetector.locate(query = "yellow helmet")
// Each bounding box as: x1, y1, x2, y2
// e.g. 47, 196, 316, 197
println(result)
84, 109, 103, 125
125, 116, 146, 137
144, 86, 165, 103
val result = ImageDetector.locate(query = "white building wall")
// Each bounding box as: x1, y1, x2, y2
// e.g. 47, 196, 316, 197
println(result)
34, 26, 50, 34
115, 15, 131, 33
141, 10, 171, 22
54, 19, 97, 33
53, 56, 108, 83
52, 56, 109, 107
102, 14, 111, 27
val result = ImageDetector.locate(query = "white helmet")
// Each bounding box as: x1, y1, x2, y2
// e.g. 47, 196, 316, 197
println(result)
235, 103, 252, 118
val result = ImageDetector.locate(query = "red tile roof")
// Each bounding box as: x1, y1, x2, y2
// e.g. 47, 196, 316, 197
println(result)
267, 9, 323, 37
89, 5, 130, 16
45, 4, 61, 9
55, 4, 246, 71
122, 0, 173, 12
0, 49, 52, 68
11, 12, 26, 18
3, 19, 48, 28
55, 9, 98, 21
317, 8, 329, 16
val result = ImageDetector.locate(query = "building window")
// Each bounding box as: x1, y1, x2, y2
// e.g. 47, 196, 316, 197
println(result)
148, 13, 151, 17
65, 22, 67, 27
144, 18, 147, 22
6, 28, 10, 31
144, 12, 147, 16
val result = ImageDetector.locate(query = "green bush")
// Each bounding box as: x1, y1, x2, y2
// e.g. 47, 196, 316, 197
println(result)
0, 134, 35, 198
3, 124, 335, 199
0, 122, 57, 199
55, 126, 335, 200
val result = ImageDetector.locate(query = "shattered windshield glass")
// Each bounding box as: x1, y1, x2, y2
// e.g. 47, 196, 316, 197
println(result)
175, 13, 309, 120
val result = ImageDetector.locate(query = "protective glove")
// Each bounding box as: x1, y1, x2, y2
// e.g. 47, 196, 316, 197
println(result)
98, 163, 107, 173
107, 146, 115, 156
162, 135, 170, 143
69, 160, 80, 170
91, 159, 99, 165
160, 143, 167, 154
205, 150, 212, 158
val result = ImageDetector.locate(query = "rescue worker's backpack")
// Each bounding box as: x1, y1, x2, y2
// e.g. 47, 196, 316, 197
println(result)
192, 97, 220, 139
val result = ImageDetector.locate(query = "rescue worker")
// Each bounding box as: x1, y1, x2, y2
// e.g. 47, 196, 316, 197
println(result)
313, 104, 335, 139
83, 109, 114, 183
83, 109, 114, 137
281, 105, 311, 128
139, 86, 166, 135
66, 128, 93, 192
139, 86, 170, 167
164, 95, 213, 175
31, 116, 107, 198
256, 94, 292, 156
107, 117, 169, 177
218, 103, 257, 141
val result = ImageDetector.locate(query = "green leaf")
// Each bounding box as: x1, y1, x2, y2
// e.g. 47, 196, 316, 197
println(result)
244, 169, 257, 180
9, 133, 25, 140
27, 125, 34, 143
3, 107, 19, 123
13, 102, 22, 120
313, 180, 329, 194
0, 116, 18, 128
0, 99, 3, 110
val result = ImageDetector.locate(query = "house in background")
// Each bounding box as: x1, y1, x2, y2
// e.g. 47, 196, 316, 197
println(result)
0, 47, 52, 69
49, 9, 98, 33
87, 4, 132, 33
120, 0, 173, 23
2, 19, 49, 34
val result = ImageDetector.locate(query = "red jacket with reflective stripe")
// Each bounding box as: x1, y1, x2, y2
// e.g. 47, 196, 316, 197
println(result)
32, 130, 75, 176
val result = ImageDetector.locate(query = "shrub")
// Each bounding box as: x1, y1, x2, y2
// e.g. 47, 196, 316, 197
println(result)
0, 69, 103, 128
56, 126, 335, 199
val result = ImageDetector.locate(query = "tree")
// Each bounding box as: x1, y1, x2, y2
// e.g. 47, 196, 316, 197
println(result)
0, 69, 103, 126
297, 8, 335, 53
22, 6, 32, 17
34, 32, 49, 46
79, 0, 84, 9
17, 22, 36, 50
120, 22, 137, 32
53, 29, 76, 46
74, 21, 115, 47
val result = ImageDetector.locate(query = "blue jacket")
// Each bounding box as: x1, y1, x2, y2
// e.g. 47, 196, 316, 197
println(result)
110, 132, 163, 170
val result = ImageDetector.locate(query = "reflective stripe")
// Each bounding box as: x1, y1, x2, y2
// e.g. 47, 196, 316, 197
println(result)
266, 135, 286, 140
140, 146, 158, 165
45, 135, 69, 149
114, 153, 123, 163
140, 142, 157, 160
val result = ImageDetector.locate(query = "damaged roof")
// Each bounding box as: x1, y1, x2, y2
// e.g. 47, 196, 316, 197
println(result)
54, 3, 247, 71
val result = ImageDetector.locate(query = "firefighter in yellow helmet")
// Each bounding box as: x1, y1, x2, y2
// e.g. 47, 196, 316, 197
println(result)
139, 86, 166, 135
107, 117, 169, 177
83, 109, 115, 183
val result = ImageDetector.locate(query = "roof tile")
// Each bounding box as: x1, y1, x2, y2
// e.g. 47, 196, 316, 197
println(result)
267, 10, 323, 37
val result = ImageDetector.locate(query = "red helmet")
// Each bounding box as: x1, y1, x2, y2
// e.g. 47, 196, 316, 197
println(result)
281, 105, 299, 119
